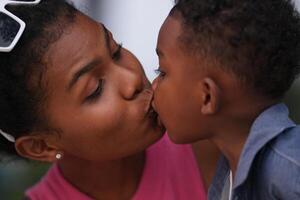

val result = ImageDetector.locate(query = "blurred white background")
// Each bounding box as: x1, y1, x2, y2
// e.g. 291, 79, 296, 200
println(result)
71, 0, 300, 81
71, 0, 173, 81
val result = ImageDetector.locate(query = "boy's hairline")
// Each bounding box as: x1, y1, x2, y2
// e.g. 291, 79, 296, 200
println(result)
166, 7, 288, 101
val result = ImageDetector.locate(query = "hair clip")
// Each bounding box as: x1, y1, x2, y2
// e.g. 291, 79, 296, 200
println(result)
0, 129, 15, 143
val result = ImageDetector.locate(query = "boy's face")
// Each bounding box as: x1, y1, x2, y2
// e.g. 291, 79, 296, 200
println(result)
152, 15, 213, 143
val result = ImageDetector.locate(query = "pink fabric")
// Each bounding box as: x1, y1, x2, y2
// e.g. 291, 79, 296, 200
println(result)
26, 135, 207, 200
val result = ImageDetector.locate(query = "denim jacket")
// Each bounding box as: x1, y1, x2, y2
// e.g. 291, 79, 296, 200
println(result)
208, 103, 300, 200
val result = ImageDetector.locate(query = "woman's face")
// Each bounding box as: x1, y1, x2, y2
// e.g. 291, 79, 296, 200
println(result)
41, 13, 164, 161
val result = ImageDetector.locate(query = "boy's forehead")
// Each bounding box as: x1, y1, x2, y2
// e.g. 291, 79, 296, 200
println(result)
158, 16, 182, 50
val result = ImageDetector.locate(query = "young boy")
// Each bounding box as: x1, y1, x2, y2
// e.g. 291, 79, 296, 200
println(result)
152, 0, 300, 199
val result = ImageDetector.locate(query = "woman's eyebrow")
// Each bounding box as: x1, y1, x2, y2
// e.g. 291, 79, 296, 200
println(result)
67, 59, 101, 91
66, 25, 109, 92
102, 25, 110, 49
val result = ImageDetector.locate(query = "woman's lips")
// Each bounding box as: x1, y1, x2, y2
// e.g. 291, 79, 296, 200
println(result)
139, 88, 165, 130
143, 89, 154, 113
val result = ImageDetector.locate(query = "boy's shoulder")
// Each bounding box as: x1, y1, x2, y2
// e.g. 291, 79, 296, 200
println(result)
254, 126, 300, 198
268, 125, 300, 168
251, 103, 300, 169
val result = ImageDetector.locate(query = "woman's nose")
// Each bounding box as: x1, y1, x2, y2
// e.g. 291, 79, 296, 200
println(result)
119, 68, 144, 100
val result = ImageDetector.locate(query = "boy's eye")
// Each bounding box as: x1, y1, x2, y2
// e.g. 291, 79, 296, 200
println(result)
154, 68, 166, 78
85, 79, 105, 101
112, 43, 122, 61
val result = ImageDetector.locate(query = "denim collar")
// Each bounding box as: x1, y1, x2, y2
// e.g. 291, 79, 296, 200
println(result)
233, 103, 296, 188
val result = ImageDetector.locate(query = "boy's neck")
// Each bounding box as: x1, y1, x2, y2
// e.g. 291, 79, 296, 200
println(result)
212, 128, 248, 175
210, 99, 276, 176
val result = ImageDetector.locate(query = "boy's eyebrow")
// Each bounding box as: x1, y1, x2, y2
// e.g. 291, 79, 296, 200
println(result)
156, 48, 164, 57
67, 59, 101, 91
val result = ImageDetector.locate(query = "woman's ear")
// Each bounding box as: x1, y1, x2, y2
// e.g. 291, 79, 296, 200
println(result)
15, 133, 60, 163
200, 77, 221, 115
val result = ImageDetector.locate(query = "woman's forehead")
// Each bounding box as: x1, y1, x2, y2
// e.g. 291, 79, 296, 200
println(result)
45, 14, 106, 73
42, 14, 108, 92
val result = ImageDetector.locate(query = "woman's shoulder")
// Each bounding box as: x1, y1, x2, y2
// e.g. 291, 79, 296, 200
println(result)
147, 133, 191, 150
133, 134, 207, 200
145, 133, 205, 185
25, 164, 92, 200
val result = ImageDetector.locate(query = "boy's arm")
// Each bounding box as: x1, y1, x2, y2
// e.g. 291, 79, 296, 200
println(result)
192, 140, 220, 191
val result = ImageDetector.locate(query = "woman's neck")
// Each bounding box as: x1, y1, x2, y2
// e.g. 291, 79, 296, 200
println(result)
58, 151, 145, 200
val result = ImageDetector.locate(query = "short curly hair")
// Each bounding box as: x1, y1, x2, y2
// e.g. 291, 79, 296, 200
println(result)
172, 0, 300, 99
0, 0, 76, 156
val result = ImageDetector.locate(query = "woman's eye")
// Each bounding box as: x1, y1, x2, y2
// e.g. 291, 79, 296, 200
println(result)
154, 68, 166, 77
112, 43, 122, 60
86, 79, 105, 101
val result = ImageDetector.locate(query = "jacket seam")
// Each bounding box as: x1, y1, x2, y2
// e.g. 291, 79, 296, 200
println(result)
270, 145, 300, 168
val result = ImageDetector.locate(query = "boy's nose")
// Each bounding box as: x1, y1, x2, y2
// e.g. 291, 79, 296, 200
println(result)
151, 77, 158, 91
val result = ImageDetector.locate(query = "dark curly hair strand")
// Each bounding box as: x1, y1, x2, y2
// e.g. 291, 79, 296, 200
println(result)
172, 0, 300, 99
0, 0, 77, 156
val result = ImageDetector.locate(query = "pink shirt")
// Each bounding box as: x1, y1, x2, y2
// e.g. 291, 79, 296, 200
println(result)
26, 135, 207, 200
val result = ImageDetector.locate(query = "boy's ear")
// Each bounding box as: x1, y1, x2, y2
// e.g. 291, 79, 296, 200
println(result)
15, 133, 60, 163
200, 77, 221, 115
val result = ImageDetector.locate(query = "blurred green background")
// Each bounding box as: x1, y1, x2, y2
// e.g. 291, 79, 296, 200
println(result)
0, 160, 49, 200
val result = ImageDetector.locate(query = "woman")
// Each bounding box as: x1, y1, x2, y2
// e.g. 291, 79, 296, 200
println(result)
0, 0, 215, 199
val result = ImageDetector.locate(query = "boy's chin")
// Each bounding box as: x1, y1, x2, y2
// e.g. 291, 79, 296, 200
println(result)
167, 132, 190, 144
167, 131, 208, 144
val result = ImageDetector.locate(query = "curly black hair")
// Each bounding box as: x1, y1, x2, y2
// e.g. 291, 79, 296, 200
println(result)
0, 0, 77, 157
172, 0, 300, 99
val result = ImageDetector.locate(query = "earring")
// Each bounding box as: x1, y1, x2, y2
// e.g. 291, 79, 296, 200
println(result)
55, 153, 62, 160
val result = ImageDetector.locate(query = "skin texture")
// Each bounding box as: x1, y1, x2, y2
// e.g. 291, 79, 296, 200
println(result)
15, 13, 164, 199
152, 14, 274, 177
153, 14, 222, 189
153, 15, 224, 144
